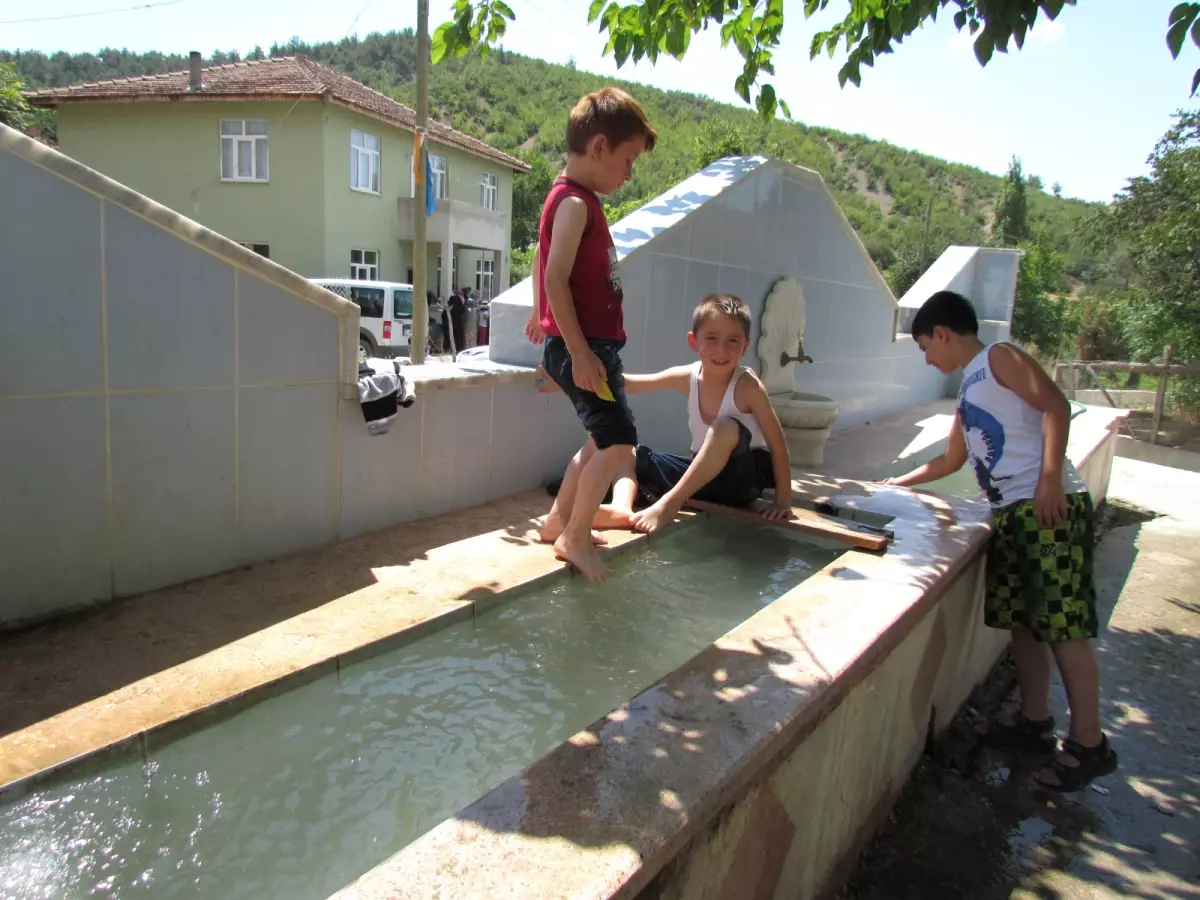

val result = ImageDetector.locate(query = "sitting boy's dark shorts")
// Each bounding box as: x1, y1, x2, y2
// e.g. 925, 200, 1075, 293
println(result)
543, 336, 637, 449
635, 421, 774, 508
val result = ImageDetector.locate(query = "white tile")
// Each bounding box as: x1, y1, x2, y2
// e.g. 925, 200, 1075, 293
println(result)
684, 261, 722, 307
687, 206, 726, 264
105, 205, 235, 391
237, 384, 339, 563
339, 393, 425, 539
239, 273, 341, 386
487, 383, 555, 502
0, 396, 109, 624
110, 390, 237, 595
420, 386, 493, 518
0, 154, 103, 396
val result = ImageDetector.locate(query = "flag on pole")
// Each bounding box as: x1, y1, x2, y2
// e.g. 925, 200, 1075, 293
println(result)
425, 146, 436, 217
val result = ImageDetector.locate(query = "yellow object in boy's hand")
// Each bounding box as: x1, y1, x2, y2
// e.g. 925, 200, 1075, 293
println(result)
596, 381, 615, 402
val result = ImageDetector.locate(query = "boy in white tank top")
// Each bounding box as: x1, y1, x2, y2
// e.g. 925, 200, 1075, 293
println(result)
615, 294, 795, 534
883, 290, 1117, 792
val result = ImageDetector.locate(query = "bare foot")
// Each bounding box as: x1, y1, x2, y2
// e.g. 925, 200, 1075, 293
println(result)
593, 504, 635, 530
537, 514, 606, 546
553, 532, 612, 582
630, 499, 680, 534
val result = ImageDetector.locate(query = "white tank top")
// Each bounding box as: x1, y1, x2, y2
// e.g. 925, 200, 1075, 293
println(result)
687, 363, 767, 454
958, 343, 1086, 508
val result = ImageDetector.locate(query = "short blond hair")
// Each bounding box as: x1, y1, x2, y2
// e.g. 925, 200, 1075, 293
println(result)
692, 293, 752, 339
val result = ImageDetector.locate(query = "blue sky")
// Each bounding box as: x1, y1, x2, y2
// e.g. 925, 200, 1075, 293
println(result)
3, 0, 1194, 202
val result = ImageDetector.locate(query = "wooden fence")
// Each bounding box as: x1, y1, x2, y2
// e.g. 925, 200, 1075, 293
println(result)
1054, 345, 1199, 445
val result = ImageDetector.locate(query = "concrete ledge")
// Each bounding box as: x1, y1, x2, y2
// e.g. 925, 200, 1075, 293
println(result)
1115, 435, 1200, 473
403, 359, 539, 393
0, 492, 654, 794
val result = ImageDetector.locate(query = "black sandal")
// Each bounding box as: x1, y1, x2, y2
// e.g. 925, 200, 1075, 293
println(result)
981, 712, 1057, 753
1035, 736, 1119, 792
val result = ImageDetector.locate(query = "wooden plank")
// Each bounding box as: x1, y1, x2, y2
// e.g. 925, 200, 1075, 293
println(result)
684, 499, 891, 552
1083, 364, 1119, 408
1066, 360, 1198, 377
1152, 345, 1172, 447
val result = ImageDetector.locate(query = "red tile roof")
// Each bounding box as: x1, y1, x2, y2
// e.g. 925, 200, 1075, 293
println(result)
25, 56, 529, 172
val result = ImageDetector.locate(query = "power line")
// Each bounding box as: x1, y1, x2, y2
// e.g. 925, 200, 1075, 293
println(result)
342, 0, 376, 40
0, 0, 187, 26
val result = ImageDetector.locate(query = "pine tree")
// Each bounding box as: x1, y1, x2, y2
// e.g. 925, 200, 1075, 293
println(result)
993, 155, 1031, 247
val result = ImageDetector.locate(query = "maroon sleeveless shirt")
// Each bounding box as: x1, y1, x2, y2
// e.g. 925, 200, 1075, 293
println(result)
537, 176, 625, 342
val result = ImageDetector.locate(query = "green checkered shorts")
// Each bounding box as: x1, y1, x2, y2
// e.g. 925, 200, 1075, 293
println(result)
985, 491, 1098, 643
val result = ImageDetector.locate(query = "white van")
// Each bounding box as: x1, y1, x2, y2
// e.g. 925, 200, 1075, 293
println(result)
312, 278, 413, 360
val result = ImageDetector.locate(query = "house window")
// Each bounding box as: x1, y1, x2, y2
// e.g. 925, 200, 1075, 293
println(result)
480, 172, 498, 210
238, 242, 270, 259
475, 257, 494, 300
220, 120, 268, 181
409, 152, 449, 201
351, 249, 378, 280
429, 154, 448, 200
351, 130, 381, 194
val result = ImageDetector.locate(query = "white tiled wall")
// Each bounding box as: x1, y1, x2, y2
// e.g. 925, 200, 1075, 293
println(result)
1, 138, 354, 626
337, 380, 583, 540
1, 132, 592, 627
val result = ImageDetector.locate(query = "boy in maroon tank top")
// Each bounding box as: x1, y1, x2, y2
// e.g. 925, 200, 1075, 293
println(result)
526, 87, 656, 582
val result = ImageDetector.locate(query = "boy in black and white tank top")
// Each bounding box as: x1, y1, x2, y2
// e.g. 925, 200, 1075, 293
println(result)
884, 290, 1117, 793
607, 293, 795, 535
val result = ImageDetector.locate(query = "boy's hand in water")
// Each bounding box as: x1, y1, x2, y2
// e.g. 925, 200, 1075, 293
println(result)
760, 502, 795, 521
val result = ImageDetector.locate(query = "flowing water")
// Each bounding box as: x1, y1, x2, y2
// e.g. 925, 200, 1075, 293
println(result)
0, 518, 842, 899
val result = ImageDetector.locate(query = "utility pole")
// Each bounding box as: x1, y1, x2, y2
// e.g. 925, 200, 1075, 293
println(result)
411, 0, 430, 363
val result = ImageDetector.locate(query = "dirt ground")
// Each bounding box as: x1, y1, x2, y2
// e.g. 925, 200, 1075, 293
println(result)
837, 458, 1200, 900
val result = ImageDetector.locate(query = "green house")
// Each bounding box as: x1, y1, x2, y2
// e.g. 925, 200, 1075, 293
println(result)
26, 53, 530, 299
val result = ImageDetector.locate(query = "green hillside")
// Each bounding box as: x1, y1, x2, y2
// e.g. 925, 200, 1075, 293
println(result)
3, 30, 1104, 294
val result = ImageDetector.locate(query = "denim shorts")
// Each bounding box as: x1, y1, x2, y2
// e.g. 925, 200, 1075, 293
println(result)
635, 421, 774, 508
543, 336, 637, 450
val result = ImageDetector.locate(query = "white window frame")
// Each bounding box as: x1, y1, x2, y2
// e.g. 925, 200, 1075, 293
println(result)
350, 130, 381, 194
350, 249, 379, 281
480, 172, 498, 211
429, 154, 448, 200
475, 257, 495, 300
220, 119, 268, 182
408, 151, 449, 201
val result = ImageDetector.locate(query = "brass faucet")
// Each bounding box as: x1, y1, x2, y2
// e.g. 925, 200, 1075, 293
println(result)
780, 330, 813, 366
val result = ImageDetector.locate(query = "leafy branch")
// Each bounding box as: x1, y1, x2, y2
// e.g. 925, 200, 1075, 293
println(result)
1166, 2, 1200, 96
431, 1, 1200, 123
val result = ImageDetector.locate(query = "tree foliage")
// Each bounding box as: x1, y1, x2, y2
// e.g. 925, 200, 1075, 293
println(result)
1102, 109, 1200, 365
994, 155, 1031, 247
434, 2, 1200, 120
0, 62, 32, 132
5, 34, 1103, 291
1010, 228, 1067, 354
692, 119, 753, 170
